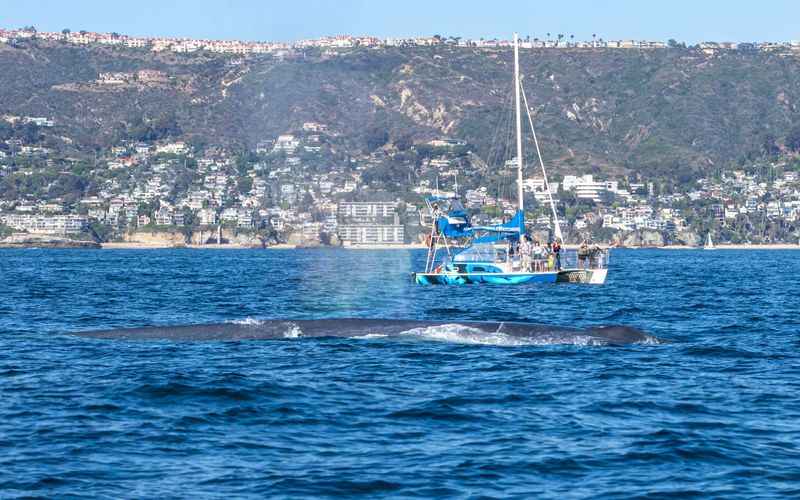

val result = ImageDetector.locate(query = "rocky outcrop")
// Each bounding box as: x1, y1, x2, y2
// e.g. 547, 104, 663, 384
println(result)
228, 232, 266, 248
285, 230, 341, 248
121, 227, 276, 247
0, 234, 100, 248
674, 230, 701, 247
190, 228, 269, 247
615, 229, 665, 247
286, 231, 322, 248
123, 230, 187, 246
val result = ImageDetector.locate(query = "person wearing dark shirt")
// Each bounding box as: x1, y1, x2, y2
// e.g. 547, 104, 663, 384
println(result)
578, 240, 590, 269
551, 240, 562, 270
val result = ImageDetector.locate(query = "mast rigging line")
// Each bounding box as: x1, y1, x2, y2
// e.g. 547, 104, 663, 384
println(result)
485, 85, 514, 209
519, 79, 564, 243
484, 84, 513, 173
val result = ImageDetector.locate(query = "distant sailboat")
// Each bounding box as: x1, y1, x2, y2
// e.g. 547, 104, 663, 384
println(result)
704, 233, 715, 250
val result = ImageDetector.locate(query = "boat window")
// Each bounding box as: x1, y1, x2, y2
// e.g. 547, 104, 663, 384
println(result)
453, 243, 496, 262
450, 199, 466, 212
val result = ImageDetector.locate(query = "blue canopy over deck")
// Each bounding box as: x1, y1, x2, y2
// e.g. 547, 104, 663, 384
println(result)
427, 194, 526, 244
471, 210, 525, 244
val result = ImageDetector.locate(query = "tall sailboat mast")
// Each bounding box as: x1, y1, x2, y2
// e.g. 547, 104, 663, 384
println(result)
519, 84, 564, 243
513, 33, 524, 212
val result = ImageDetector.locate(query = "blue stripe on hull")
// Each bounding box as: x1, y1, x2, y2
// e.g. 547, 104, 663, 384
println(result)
414, 272, 557, 285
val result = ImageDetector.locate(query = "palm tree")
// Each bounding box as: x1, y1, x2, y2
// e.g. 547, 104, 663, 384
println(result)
570, 34, 575, 46
592, 33, 597, 47
546, 32, 551, 43
557, 34, 564, 46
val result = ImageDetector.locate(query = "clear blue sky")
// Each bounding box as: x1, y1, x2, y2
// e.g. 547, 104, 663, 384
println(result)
3, 0, 799, 43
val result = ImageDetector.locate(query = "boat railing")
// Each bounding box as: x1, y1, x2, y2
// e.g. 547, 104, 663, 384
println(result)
559, 247, 609, 270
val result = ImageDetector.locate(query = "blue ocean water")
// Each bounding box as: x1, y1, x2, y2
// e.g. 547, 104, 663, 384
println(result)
1, 248, 799, 498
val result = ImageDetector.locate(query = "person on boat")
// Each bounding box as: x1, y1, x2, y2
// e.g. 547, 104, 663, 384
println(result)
519, 235, 532, 272
533, 240, 546, 271
496, 244, 507, 264
551, 240, 562, 270
588, 243, 604, 269
578, 240, 590, 269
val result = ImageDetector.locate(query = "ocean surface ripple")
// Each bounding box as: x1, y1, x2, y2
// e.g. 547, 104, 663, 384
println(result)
1, 248, 800, 498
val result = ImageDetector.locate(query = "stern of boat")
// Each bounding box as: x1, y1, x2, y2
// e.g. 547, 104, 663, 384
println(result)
554, 247, 610, 284
556, 268, 607, 285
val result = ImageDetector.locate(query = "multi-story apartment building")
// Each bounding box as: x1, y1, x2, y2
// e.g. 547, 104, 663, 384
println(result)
0, 214, 88, 234
337, 201, 397, 222
336, 201, 404, 245
562, 175, 619, 202
338, 224, 405, 245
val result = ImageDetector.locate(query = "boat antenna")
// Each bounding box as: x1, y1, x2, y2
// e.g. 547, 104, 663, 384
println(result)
513, 32, 524, 212
520, 81, 564, 243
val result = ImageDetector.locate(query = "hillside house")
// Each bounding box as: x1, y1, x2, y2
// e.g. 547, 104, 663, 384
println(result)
155, 207, 174, 226
155, 142, 188, 155
197, 208, 218, 226
273, 135, 299, 154
137, 69, 168, 83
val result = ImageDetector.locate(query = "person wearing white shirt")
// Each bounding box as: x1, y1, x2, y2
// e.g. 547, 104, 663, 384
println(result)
532, 240, 546, 271
519, 236, 532, 272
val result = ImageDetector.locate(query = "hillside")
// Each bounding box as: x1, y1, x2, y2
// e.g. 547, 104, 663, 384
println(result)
2, 39, 800, 180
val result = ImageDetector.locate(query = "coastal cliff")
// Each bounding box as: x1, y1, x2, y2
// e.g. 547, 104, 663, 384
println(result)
121, 230, 187, 247
0, 233, 100, 248
118, 227, 281, 248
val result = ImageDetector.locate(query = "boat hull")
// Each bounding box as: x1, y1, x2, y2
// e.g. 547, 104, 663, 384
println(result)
556, 268, 608, 285
413, 271, 558, 285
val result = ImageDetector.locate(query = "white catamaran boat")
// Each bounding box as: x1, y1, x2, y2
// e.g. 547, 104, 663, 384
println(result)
412, 33, 608, 286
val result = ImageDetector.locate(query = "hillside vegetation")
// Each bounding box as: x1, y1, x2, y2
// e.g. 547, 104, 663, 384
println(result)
2, 40, 800, 179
